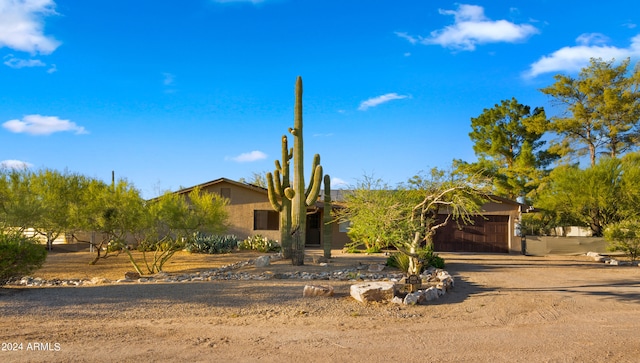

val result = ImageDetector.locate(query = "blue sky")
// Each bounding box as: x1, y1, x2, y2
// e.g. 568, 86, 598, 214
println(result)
2, 0, 639, 198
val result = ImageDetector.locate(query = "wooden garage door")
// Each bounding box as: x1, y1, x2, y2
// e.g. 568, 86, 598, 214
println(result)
432, 215, 509, 253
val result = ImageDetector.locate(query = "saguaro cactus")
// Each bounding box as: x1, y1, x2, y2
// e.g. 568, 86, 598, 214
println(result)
323, 174, 333, 259
266, 135, 293, 258
266, 76, 323, 265
288, 76, 323, 265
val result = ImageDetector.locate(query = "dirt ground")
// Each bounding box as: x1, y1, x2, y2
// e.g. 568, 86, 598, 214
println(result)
1, 246, 640, 362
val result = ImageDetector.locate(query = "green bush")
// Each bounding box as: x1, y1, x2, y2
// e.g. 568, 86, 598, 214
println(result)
185, 234, 239, 254
385, 247, 445, 273
418, 247, 446, 269
604, 220, 640, 261
238, 235, 280, 253
0, 232, 47, 285
386, 252, 411, 272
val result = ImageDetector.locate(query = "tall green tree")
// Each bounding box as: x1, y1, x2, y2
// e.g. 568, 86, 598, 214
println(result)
456, 98, 554, 200
336, 175, 400, 253
80, 178, 146, 264
540, 58, 640, 166
0, 168, 38, 233
533, 154, 640, 236
31, 169, 87, 251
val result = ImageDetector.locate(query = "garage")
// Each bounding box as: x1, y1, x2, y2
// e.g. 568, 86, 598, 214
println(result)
432, 215, 510, 253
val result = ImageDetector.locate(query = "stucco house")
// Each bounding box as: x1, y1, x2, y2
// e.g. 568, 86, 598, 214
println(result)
173, 178, 351, 249
431, 196, 525, 254
176, 178, 525, 254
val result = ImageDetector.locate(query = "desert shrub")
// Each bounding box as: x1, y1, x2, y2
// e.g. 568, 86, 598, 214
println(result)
0, 232, 47, 285
185, 234, 239, 254
386, 247, 445, 273
604, 220, 640, 261
238, 235, 280, 253
343, 245, 380, 254
386, 252, 411, 272
418, 245, 445, 269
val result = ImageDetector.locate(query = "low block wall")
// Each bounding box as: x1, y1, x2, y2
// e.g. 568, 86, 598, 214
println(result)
525, 236, 607, 256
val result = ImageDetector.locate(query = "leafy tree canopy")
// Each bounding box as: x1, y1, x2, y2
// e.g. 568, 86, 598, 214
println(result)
456, 97, 556, 200
540, 58, 640, 166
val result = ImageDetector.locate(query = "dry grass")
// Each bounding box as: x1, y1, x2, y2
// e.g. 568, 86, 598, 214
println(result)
32, 243, 270, 281
30, 243, 392, 281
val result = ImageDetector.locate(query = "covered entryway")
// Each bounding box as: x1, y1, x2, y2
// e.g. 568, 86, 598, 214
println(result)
433, 215, 509, 253
305, 211, 321, 246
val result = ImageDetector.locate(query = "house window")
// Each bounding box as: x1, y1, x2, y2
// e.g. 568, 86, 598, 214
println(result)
254, 210, 279, 230
220, 188, 231, 199
339, 221, 350, 233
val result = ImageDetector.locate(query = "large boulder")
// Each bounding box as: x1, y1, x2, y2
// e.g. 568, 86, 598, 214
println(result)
350, 282, 395, 303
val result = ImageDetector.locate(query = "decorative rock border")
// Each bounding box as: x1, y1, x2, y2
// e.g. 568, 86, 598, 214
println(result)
586, 251, 639, 266
350, 268, 454, 305
7, 253, 406, 287
9, 253, 455, 306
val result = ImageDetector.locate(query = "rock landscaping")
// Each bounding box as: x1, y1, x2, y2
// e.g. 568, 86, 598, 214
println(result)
8, 252, 456, 305
585, 251, 640, 266
7, 253, 405, 287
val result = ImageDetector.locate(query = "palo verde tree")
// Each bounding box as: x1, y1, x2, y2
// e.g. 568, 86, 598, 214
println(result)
335, 175, 399, 253
532, 153, 640, 237
0, 168, 40, 234
0, 168, 91, 250
604, 219, 640, 261
338, 169, 490, 274
80, 178, 146, 265
540, 58, 640, 166
267, 76, 324, 266
455, 97, 555, 200
125, 186, 229, 275
30, 169, 88, 251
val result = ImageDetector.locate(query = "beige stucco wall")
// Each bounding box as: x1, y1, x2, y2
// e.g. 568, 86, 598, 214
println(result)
199, 181, 280, 241
525, 236, 607, 256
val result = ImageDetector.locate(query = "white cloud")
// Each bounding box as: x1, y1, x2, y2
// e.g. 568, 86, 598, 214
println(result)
358, 93, 408, 111
227, 150, 267, 163
576, 33, 610, 46
3, 55, 46, 68
0, 0, 60, 54
395, 31, 419, 45
397, 4, 538, 51
0, 159, 33, 169
525, 34, 640, 78
330, 177, 349, 188
3, 114, 88, 135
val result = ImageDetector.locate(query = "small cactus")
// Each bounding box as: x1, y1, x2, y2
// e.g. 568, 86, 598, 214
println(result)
323, 174, 333, 259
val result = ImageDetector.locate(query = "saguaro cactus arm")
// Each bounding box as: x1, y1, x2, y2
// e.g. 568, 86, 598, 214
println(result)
266, 171, 282, 212
305, 164, 323, 206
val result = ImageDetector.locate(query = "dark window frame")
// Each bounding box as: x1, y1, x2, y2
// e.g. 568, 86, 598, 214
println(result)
254, 210, 279, 230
